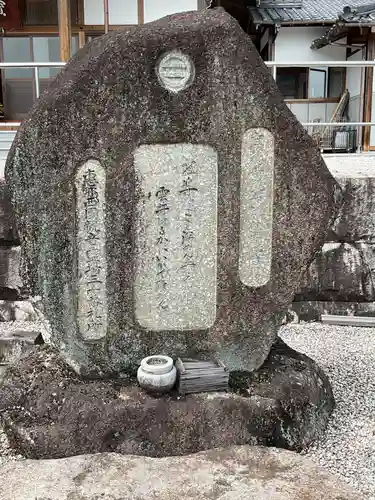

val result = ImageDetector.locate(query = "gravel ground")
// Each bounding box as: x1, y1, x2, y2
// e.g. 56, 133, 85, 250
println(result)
0, 321, 374, 498
280, 322, 375, 500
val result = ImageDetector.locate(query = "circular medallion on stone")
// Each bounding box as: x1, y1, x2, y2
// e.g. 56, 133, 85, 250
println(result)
156, 51, 195, 93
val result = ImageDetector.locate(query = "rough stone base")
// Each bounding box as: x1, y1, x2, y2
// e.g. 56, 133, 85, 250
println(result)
0, 338, 334, 459
0, 446, 360, 500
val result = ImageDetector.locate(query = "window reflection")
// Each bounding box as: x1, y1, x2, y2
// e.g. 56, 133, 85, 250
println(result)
1, 35, 78, 119
23, 0, 78, 25
276, 67, 346, 100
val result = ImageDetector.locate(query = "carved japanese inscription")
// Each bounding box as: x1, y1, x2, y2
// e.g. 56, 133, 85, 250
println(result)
134, 144, 218, 331
239, 128, 274, 288
75, 160, 107, 341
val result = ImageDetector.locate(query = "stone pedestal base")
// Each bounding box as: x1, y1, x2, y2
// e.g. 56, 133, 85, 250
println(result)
0, 339, 334, 459
0, 446, 360, 500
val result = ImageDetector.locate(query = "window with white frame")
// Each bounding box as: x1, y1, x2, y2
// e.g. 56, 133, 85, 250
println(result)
276, 66, 346, 100
0, 36, 78, 120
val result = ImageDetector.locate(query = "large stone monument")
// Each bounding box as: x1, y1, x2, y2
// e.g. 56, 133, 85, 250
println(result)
0, 8, 339, 459
4, 8, 337, 378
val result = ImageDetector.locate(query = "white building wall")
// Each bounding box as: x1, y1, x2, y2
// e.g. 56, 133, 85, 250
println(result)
84, 0, 197, 25
346, 48, 364, 124
144, 0, 198, 23
84, 0, 138, 25
287, 102, 337, 124
275, 27, 347, 62
275, 27, 349, 126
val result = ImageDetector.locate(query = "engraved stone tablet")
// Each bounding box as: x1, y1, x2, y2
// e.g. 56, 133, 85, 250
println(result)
134, 144, 217, 331
156, 51, 195, 93
239, 128, 274, 287
75, 160, 107, 341
6, 9, 338, 377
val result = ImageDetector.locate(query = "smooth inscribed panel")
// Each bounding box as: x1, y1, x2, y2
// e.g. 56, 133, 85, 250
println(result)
134, 143, 217, 331
239, 128, 274, 288
75, 160, 107, 341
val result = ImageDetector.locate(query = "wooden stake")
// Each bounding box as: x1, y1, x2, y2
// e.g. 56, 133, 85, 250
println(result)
58, 0, 72, 62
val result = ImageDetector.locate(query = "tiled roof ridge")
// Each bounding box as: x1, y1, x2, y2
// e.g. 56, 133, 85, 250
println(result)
339, 2, 375, 21
250, 1, 375, 25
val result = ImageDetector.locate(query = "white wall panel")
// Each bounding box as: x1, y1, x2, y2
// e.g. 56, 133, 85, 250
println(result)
275, 28, 347, 62
144, 0, 197, 23
84, 0, 138, 25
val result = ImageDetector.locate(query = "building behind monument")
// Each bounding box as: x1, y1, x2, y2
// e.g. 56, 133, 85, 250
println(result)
1, 1, 375, 155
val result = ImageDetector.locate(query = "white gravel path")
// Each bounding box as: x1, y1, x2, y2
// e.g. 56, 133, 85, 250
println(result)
280, 322, 375, 500
1, 321, 375, 499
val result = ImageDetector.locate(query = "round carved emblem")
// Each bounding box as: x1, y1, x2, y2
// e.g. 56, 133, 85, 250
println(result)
156, 51, 195, 93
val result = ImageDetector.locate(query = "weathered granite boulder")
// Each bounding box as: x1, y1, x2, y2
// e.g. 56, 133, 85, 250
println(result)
0, 246, 23, 299
294, 158, 375, 309
5, 8, 338, 377
0, 180, 19, 242
0, 181, 23, 301
297, 242, 375, 302
326, 156, 375, 242
0, 339, 334, 459
0, 446, 361, 500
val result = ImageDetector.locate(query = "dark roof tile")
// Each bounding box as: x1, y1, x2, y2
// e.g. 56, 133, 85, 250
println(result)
250, 0, 375, 24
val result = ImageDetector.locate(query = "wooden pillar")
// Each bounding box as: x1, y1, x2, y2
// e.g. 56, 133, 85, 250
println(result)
78, 31, 85, 49
77, 0, 86, 49
138, 0, 144, 24
270, 29, 277, 80
104, 0, 109, 33
364, 37, 374, 152
58, 0, 72, 62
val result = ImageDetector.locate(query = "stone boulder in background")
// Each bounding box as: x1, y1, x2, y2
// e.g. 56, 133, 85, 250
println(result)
0, 181, 22, 300
297, 242, 375, 302
329, 160, 375, 243
294, 156, 375, 318
0, 180, 18, 242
